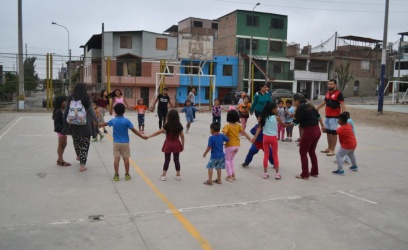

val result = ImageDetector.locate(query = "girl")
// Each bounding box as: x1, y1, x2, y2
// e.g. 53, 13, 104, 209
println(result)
276, 100, 286, 140
222, 110, 252, 182
237, 95, 251, 133
181, 100, 197, 133
200, 98, 227, 125
108, 89, 130, 115
147, 109, 185, 181
91, 101, 104, 142
53, 96, 71, 167
132, 98, 149, 134
97, 89, 109, 134
251, 102, 288, 180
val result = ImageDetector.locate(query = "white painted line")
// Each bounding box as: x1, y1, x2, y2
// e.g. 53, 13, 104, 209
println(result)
0, 117, 22, 141
337, 190, 378, 205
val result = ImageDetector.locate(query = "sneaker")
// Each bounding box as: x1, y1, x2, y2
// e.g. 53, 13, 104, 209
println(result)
159, 176, 166, 181
91, 138, 98, 142
284, 138, 291, 142
275, 173, 282, 180
175, 176, 181, 181
262, 173, 270, 179
295, 138, 300, 142
104, 130, 108, 134
99, 134, 104, 141
241, 162, 249, 167
125, 173, 131, 180
113, 174, 119, 181
332, 169, 345, 175
349, 165, 358, 171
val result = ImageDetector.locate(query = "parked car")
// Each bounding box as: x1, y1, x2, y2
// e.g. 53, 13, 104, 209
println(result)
222, 90, 246, 105
270, 89, 294, 102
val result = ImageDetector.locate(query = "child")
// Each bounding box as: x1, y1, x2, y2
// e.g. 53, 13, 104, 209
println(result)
200, 98, 227, 125
132, 98, 149, 134
325, 112, 358, 175
276, 100, 286, 141
284, 99, 295, 142
108, 89, 130, 115
241, 116, 274, 168
99, 103, 147, 181
147, 109, 185, 181
53, 96, 71, 167
334, 111, 355, 165
237, 95, 251, 133
251, 102, 288, 179
202, 122, 230, 185
222, 110, 252, 182
181, 99, 197, 133
91, 101, 104, 142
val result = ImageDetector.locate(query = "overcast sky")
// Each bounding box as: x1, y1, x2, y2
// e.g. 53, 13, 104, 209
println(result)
0, 0, 407, 78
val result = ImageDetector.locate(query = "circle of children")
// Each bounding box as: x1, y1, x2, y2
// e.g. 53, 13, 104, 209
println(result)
53, 83, 357, 184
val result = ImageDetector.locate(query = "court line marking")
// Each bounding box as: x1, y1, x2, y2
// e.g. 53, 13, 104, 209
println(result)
0, 117, 22, 141
337, 190, 378, 204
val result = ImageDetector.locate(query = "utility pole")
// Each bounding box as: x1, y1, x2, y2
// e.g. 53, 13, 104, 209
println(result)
248, 3, 260, 97
377, 0, 389, 114
18, 0, 25, 110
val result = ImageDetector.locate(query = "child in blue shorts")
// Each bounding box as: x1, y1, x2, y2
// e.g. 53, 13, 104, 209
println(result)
181, 99, 198, 133
202, 122, 230, 185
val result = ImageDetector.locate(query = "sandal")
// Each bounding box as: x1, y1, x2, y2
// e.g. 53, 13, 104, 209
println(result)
295, 175, 309, 180
203, 180, 213, 185
320, 150, 329, 153
212, 179, 222, 184
57, 161, 71, 167
326, 152, 335, 156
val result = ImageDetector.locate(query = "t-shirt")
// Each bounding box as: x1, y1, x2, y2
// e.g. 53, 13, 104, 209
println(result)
107, 116, 134, 143
238, 103, 251, 117
208, 133, 230, 159
181, 106, 197, 118
336, 123, 356, 150
157, 94, 170, 110
222, 123, 242, 147
134, 105, 148, 114
97, 98, 108, 108
285, 106, 295, 123
293, 103, 320, 128
212, 105, 222, 117
325, 90, 344, 118
277, 107, 286, 123
188, 91, 196, 104
263, 115, 278, 136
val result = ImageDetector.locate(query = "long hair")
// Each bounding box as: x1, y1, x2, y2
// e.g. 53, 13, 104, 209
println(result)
163, 109, 183, 136
52, 96, 67, 120
107, 89, 122, 99
71, 83, 90, 109
260, 102, 277, 127
100, 89, 108, 101
293, 93, 307, 104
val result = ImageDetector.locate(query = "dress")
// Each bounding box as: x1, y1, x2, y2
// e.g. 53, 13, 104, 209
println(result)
162, 133, 182, 153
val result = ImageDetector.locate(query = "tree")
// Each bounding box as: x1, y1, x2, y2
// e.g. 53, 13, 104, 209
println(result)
24, 57, 39, 92
335, 61, 353, 92
0, 72, 18, 101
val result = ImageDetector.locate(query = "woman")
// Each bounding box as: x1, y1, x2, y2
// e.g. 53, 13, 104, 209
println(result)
250, 84, 272, 118
151, 87, 173, 129
108, 89, 130, 115
292, 93, 324, 179
63, 83, 99, 172
97, 89, 109, 133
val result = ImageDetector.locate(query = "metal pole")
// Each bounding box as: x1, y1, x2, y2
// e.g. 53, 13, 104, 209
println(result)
396, 35, 403, 103
248, 3, 260, 98
18, 0, 25, 110
377, 0, 389, 114
52, 22, 71, 92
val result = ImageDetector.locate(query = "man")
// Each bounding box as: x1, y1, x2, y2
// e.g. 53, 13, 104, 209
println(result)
316, 79, 346, 156
151, 87, 173, 129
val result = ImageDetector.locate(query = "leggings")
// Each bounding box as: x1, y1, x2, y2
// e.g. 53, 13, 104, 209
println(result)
163, 152, 180, 171
158, 109, 168, 129
263, 135, 279, 169
72, 134, 90, 165
225, 146, 239, 176
277, 124, 285, 139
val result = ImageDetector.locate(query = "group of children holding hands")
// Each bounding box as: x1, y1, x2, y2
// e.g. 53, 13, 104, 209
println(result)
53, 90, 358, 183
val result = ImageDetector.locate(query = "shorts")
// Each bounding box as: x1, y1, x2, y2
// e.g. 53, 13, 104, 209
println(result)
285, 122, 293, 133
186, 115, 194, 123
206, 158, 225, 170
113, 143, 130, 158
324, 118, 338, 130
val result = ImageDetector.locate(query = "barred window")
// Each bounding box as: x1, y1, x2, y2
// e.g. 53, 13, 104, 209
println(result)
124, 87, 133, 98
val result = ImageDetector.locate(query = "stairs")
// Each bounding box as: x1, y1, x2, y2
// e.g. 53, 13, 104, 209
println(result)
241, 53, 274, 82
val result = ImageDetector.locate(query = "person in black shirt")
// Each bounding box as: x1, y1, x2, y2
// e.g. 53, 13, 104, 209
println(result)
151, 87, 174, 129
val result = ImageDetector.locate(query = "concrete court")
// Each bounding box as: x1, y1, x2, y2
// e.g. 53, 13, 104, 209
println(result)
0, 110, 407, 250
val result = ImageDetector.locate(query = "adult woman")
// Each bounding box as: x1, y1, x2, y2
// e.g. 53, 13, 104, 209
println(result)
250, 84, 272, 118
292, 93, 324, 179
63, 83, 99, 172
187, 87, 196, 119
151, 87, 173, 129
97, 89, 109, 133
108, 89, 130, 115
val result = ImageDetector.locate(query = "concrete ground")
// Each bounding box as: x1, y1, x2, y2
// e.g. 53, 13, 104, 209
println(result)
1, 101, 408, 250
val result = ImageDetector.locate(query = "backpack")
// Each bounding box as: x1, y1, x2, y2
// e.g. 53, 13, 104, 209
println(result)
67, 99, 87, 125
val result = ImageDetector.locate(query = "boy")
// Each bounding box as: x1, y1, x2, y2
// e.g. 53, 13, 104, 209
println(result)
324, 112, 358, 175
202, 122, 229, 185
181, 99, 197, 133
91, 101, 104, 142
284, 99, 295, 142
99, 103, 147, 181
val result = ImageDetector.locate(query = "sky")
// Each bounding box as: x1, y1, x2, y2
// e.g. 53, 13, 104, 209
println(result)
0, 0, 407, 78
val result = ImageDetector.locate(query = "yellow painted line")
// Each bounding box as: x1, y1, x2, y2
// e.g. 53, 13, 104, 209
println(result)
105, 134, 211, 249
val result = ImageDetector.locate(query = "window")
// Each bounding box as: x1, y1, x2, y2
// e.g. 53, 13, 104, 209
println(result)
361, 60, 370, 70
156, 38, 168, 50
205, 87, 210, 100
271, 18, 284, 29
309, 60, 327, 72
223, 65, 232, 76
295, 59, 307, 70
395, 61, 408, 70
193, 21, 203, 27
238, 38, 258, 53
273, 62, 283, 74
185, 62, 199, 74
269, 41, 283, 52
124, 87, 133, 98
212, 23, 218, 29
116, 56, 141, 76
141, 87, 149, 105
246, 15, 259, 27
165, 65, 174, 77
120, 36, 132, 49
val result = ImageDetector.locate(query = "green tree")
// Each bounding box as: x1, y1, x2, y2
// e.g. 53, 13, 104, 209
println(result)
24, 57, 39, 91
335, 61, 353, 92
0, 72, 18, 101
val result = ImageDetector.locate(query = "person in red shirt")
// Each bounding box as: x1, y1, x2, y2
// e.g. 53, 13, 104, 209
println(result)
317, 79, 346, 156
132, 98, 149, 134
324, 112, 358, 175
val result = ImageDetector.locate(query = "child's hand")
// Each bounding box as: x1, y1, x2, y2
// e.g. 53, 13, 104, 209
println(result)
250, 138, 255, 143
203, 153, 207, 158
